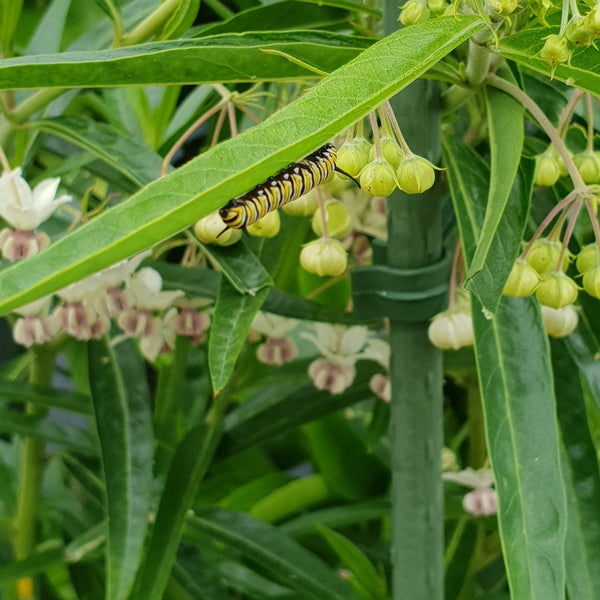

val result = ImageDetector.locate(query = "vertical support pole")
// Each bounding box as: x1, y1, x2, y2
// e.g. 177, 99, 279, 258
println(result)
383, 4, 444, 599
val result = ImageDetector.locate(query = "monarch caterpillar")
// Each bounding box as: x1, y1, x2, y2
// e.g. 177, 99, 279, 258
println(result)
218, 143, 359, 236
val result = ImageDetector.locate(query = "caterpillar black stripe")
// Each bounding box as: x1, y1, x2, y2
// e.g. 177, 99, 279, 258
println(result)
218, 143, 359, 236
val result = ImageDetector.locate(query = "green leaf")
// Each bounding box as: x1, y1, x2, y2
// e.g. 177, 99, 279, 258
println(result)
88, 338, 153, 600
27, 0, 72, 55
464, 70, 526, 311
317, 525, 387, 600
33, 116, 164, 186
157, 0, 199, 40
221, 364, 378, 456
0, 409, 96, 455
209, 277, 270, 393
551, 338, 600, 600
0, 380, 92, 415
499, 28, 600, 97
132, 415, 224, 600
472, 296, 566, 600
185, 507, 363, 600
305, 413, 389, 501
0, 32, 372, 89
442, 134, 533, 310
0, 0, 24, 56
0, 541, 65, 585
0, 16, 483, 316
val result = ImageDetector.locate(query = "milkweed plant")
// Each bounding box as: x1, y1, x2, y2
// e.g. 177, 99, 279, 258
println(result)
0, 0, 598, 599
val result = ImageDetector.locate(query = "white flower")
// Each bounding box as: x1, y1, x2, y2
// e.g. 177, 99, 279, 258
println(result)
0, 168, 71, 230
126, 267, 184, 310
98, 251, 152, 288
56, 273, 103, 303
302, 324, 370, 365
308, 359, 356, 395
138, 309, 177, 361
256, 337, 298, 366
251, 312, 298, 338
442, 467, 494, 488
462, 487, 498, 517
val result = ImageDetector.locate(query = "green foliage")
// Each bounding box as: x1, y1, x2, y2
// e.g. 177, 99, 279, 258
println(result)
0, 1, 599, 600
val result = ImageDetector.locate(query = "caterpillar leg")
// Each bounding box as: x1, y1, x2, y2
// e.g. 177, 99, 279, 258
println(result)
334, 165, 361, 188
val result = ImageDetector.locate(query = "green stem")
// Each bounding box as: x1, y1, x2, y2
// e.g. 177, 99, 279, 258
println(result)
13, 346, 57, 562
120, 0, 181, 46
384, 6, 444, 600
8, 89, 65, 124
466, 374, 486, 468
154, 336, 192, 474
486, 73, 587, 190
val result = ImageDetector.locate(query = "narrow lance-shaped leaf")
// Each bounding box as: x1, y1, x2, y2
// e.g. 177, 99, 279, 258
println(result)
465, 68, 525, 312
551, 338, 600, 600
88, 338, 153, 600
0, 16, 483, 316
472, 296, 566, 600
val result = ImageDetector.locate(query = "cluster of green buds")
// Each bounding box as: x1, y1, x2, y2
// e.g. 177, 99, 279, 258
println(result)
576, 243, 600, 299
398, 0, 450, 26
533, 147, 567, 187
337, 114, 437, 198
504, 238, 578, 309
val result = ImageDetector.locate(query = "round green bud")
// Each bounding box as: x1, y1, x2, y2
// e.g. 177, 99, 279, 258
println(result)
539, 35, 571, 68
311, 200, 353, 239
573, 152, 600, 184
300, 238, 348, 277
359, 158, 398, 197
352, 134, 373, 158
526, 239, 568, 273
576, 243, 600, 274
582, 266, 600, 299
566, 17, 594, 47
194, 212, 242, 246
427, 310, 473, 350
503, 260, 540, 297
368, 136, 403, 170
399, 0, 430, 25
487, 0, 517, 15
336, 140, 370, 178
534, 153, 561, 187
247, 210, 280, 238
535, 272, 579, 308
427, 0, 447, 16
584, 5, 600, 36
281, 189, 319, 216
553, 149, 569, 177
396, 155, 436, 194
541, 305, 579, 337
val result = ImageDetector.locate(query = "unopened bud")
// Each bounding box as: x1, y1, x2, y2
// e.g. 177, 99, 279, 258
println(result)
359, 158, 398, 197
541, 305, 579, 337
534, 153, 561, 187
584, 5, 600, 36
194, 212, 242, 246
369, 136, 402, 170
281, 189, 319, 216
311, 200, 352, 239
427, 310, 473, 350
399, 0, 430, 25
573, 152, 600, 184
582, 266, 600, 299
576, 243, 600, 274
503, 260, 540, 297
247, 210, 280, 238
539, 35, 571, 68
300, 238, 348, 277
566, 17, 594, 47
535, 272, 578, 308
396, 155, 436, 194
336, 140, 370, 178
526, 239, 568, 273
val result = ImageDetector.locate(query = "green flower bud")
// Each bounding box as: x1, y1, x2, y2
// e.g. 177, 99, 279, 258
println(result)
396, 155, 436, 194
541, 305, 579, 337
582, 266, 600, 298
573, 152, 600, 184
336, 140, 370, 178
427, 310, 473, 350
534, 153, 561, 187
582, 266, 600, 299
576, 243, 600, 274
194, 212, 242, 246
535, 272, 578, 308
427, 0, 447, 16
539, 35, 571, 68
368, 136, 403, 170
311, 200, 353, 239
566, 17, 594, 47
352, 134, 373, 158
300, 238, 348, 277
247, 210, 280, 238
526, 239, 568, 273
553, 149, 569, 177
359, 158, 398, 197
584, 5, 600, 36
281, 189, 319, 216
399, 0, 430, 25
487, 0, 517, 15
503, 260, 540, 297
